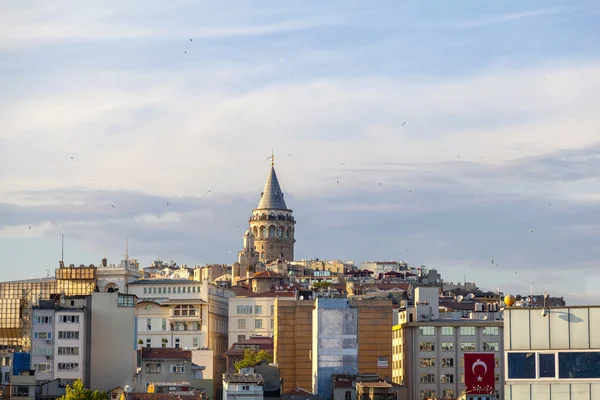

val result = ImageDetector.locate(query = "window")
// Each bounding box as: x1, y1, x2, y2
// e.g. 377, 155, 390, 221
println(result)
255, 305, 263, 314
12, 386, 30, 397
175, 338, 180, 349
57, 363, 79, 371
419, 374, 435, 383
460, 342, 476, 351
193, 337, 199, 347
173, 305, 196, 316
33, 348, 53, 356
344, 391, 352, 400
35, 363, 51, 372
420, 358, 435, 367
144, 288, 147, 294
177, 287, 181, 293
241, 385, 250, 391
495, 358, 500, 368
558, 351, 600, 379
507, 352, 536, 379
59, 315, 79, 323
238, 319, 246, 329
171, 363, 185, 373
146, 338, 151, 348
168, 287, 172, 294
495, 374, 500, 383
460, 374, 465, 383
58, 331, 79, 339
255, 319, 263, 329
271, 305, 275, 315
57, 347, 79, 355
483, 342, 500, 352
34, 316, 52, 324
145, 363, 161, 373
34, 332, 52, 340
442, 390, 454, 398
270, 319, 274, 329
441, 374, 454, 383
237, 335, 246, 342
117, 295, 135, 307
237, 305, 253, 314
539, 353, 555, 378
420, 390, 435, 400
419, 326, 435, 336
442, 358, 454, 367
420, 342, 435, 351
442, 327, 454, 336
147, 319, 152, 331
153, 287, 157, 294
161, 338, 168, 348
441, 342, 454, 352
162, 319, 167, 331
459, 326, 476, 336
483, 326, 499, 336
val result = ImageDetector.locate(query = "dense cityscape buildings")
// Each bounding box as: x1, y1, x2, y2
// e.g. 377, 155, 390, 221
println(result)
0, 160, 589, 400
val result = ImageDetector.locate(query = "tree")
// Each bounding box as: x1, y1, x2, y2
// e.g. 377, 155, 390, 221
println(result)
234, 349, 273, 372
312, 281, 332, 291
58, 380, 109, 400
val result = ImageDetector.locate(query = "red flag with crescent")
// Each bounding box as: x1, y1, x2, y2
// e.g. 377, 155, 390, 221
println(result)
464, 352, 495, 394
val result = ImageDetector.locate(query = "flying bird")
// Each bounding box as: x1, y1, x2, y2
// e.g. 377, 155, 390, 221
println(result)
206, 190, 211, 194
166, 202, 170, 205
190, 38, 193, 42
449, 113, 456, 116
529, 228, 533, 232
111, 204, 116, 208
340, 162, 345, 166
70, 157, 74, 160
546, 202, 552, 207
336, 180, 340, 184
378, 183, 382, 186
510, 172, 515, 176
184, 51, 187, 54
29, 225, 31, 229
401, 121, 406, 126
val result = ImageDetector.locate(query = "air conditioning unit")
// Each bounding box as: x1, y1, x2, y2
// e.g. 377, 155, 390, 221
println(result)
46, 355, 53, 360
46, 340, 52, 344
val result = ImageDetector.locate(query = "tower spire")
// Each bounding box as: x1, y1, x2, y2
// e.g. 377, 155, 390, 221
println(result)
271, 149, 274, 167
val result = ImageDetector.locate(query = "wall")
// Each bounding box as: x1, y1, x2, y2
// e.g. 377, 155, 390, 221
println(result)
355, 300, 393, 379
224, 381, 264, 400
274, 299, 313, 393
504, 306, 600, 400
89, 293, 137, 391
312, 298, 358, 398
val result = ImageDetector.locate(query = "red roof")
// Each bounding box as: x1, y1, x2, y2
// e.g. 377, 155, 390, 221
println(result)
251, 270, 287, 279
141, 347, 191, 360
230, 286, 254, 297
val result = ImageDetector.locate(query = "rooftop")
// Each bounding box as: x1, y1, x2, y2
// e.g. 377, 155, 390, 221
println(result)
356, 382, 393, 388
255, 166, 288, 210
246, 290, 295, 298
223, 373, 264, 384
129, 279, 194, 285
141, 347, 192, 360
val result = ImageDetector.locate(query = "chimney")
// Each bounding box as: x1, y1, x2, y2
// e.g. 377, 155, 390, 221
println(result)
102, 258, 107, 267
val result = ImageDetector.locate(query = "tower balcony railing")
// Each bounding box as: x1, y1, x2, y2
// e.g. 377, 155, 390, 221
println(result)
249, 214, 295, 222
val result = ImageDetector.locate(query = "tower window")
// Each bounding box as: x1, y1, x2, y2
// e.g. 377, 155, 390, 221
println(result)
269, 227, 275, 237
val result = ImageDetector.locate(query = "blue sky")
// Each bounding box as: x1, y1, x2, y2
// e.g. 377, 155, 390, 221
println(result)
1, 1, 599, 304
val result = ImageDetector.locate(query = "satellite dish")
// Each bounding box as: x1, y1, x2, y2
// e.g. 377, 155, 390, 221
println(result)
532, 297, 538, 303
466, 293, 475, 300
299, 296, 304, 300
456, 295, 464, 302
124, 386, 132, 393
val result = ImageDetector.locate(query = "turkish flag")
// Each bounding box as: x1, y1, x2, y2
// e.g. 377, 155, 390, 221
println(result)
464, 352, 495, 394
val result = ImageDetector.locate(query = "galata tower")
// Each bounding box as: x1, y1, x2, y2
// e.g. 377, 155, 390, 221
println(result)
244, 154, 296, 264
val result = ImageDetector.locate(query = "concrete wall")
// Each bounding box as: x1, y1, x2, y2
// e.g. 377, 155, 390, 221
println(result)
504, 306, 600, 400
228, 297, 277, 347
355, 300, 393, 379
312, 298, 358, 398
89, 293, 137, 391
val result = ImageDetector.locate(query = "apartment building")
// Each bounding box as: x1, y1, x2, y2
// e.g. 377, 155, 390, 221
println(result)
392, 286, 503, 400
228, 290, 295, 347
504, 304, 600, 400
31, 297, 87, 386
222, 373, 264, 400
128, 278, 234, 400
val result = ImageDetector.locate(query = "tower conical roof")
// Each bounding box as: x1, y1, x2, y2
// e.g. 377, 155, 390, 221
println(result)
256, 166, 288, 210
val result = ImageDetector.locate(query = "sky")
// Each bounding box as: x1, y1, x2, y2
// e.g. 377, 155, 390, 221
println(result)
1, 0, 599, 305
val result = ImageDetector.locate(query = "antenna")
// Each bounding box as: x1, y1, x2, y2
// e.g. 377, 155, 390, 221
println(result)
125, 235, 129, 261
271, 149, 275, 166
61, 234, 64, 262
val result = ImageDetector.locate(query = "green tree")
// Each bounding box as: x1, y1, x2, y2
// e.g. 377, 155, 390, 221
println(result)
312, 282, 332, 291
58, 379, 109, 400
234, 349, 273, 372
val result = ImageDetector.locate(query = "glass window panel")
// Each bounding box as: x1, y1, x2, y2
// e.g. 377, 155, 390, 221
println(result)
508, 352, 536, 379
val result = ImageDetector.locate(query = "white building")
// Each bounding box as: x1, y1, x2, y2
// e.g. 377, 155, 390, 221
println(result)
228, 291, 295, 348
223, 373, 264, 400
30, 292, 138, 392
31, 297, 87, 386
504, 304, 600, 400
393, 286, 504, 400
96, 257, 142, 293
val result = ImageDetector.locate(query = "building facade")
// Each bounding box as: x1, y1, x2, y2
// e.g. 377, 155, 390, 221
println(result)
222, 373, 264, 400
393, 286, 504, 400
504, 305, 600, 400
